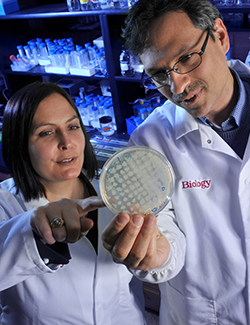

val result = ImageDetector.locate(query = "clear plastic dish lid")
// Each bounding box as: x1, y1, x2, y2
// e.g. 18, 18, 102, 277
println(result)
99, 146, 175, 216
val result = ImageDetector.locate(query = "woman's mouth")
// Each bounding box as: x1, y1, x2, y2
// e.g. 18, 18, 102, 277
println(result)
58, 157, 76, 165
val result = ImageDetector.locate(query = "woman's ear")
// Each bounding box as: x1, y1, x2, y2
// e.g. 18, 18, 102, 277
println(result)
213, 18, 230, 55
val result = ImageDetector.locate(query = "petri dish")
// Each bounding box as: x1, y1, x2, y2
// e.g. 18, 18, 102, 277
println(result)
99, 146, 175, 216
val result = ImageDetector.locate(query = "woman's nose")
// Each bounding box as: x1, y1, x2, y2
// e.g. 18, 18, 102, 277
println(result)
58, 132, 72, 150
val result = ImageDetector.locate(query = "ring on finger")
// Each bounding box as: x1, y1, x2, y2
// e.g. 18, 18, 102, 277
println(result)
50, 217, 65, 228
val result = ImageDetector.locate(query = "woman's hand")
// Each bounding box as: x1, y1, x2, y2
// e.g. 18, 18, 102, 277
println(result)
101, 212, 170, 271
30, 196, 105, 245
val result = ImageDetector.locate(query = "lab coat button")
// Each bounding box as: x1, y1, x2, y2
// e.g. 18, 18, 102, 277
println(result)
207, 139, 212, 144
245, 179, 250, 185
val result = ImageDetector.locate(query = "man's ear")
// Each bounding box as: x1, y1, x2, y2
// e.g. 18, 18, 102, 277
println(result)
213, 18, 230, 55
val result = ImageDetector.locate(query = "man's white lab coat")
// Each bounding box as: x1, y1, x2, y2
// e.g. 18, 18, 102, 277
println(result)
130, 60, 250, 325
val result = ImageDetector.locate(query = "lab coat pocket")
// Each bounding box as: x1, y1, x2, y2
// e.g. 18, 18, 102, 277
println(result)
161, 281, 217, 325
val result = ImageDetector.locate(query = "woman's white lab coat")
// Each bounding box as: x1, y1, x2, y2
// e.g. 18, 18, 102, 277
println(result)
130, 60, 250, 324
0, 178, 146, 325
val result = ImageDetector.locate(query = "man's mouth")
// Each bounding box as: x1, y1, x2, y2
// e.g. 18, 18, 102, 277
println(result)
179, 89, 202, 106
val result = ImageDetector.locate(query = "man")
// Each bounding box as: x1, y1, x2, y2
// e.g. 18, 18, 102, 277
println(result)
102, 0, 250, 324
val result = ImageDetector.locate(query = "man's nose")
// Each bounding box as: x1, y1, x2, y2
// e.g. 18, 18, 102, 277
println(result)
168, 72, 191, 95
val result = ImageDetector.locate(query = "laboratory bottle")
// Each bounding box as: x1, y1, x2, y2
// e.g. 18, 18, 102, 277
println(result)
73, 50, 82, 68
147, 106, 153, 117
35, 39, 42, 53
112, 0, 121, 8
16, 49, 30, 65
67, 38, 74, 45
64, 50, 71, 67
103, 104, 113, 118
23, 45, 33, 60
86, 99, 93, 120
49, 50, 57, 66
86, 45, 98, 71
56, 49, 66, 67
27, 39, 35, 46
9, 55, 20, 67
16, 45, 26, 59
80, 0, 90, 10
97, 52, 107, 75
99, 0, 113, 9
119, 0, 128, 7
90, 106, 100, 128
29, 44, 39, 64
128, 0, 138, 6
99, 116, 114, 136
16, 55, 30, 68
81, 49, 91, 67
80, 102, 89, 125
39, 43, 49, 60
67, 0, 80, 11
90, 0, 100, 9
98, 100, 105, 116
79, 87, 86, 99
119, 47, 134, 77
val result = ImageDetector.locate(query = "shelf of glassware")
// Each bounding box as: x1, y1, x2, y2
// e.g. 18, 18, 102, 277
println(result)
0, 3, 128, 20
217, 4, 250, 13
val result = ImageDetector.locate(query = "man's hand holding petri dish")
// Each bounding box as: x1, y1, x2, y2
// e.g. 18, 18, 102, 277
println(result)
100, 146, 174, 270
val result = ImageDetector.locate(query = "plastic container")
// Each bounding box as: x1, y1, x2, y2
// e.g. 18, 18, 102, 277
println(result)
119, 47, 134, 77
99, 146, 175, 215
90, 0, 100, 9
80, 0, 90, 10
99, 0, 113, 9
16, 45, 25, 58
39, 43, 48, 59
99, 116, 114, 136
67, 0, 80, 11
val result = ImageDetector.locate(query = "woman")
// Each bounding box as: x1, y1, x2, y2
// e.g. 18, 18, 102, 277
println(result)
0, 82, 146, 325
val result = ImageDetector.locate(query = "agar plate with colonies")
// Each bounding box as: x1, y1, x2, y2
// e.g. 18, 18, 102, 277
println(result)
99, 146, 175, 216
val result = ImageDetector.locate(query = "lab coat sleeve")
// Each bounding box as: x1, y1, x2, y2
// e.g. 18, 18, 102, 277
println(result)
0, 191, 61, 291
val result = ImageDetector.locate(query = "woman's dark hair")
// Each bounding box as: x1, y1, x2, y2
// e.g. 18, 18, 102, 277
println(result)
122, 0, 222, 59
2, 82, 98, 201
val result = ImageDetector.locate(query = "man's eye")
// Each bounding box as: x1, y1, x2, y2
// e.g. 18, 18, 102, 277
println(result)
152, 72, 167, 82
180, 53, 192, 63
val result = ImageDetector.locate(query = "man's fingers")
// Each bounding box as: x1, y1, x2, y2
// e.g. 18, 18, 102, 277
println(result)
101, 212, 131, 250
124, 214, 157, 269
112, 214, 155, 265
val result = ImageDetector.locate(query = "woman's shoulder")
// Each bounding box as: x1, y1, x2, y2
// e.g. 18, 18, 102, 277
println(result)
0, 177, 16, 194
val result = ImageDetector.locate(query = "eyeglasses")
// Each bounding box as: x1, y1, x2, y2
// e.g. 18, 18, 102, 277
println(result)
141, 29, 210, 90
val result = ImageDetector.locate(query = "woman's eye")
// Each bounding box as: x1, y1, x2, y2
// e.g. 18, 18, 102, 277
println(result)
39, 130, 52, 137
69, 125, 81, 130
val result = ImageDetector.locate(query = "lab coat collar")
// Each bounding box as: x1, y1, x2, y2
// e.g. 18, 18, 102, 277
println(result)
174, 105, 200, 140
